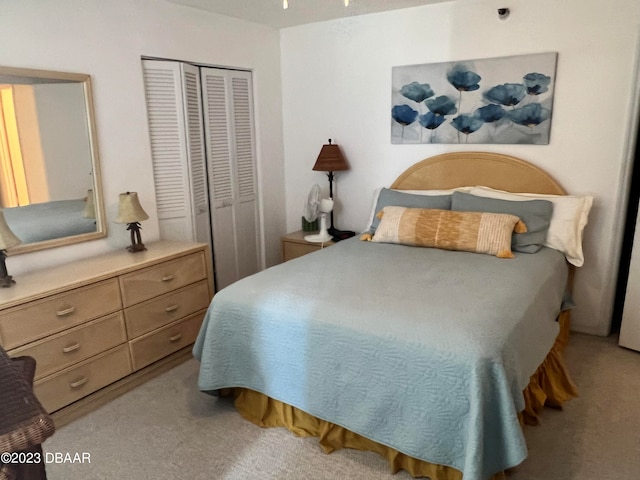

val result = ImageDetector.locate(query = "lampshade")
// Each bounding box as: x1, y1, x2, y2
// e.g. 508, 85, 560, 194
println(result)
83, 189, 96, 219
0, 210, 22, 250
114, 192, 149, 224
312, 139, 349, 172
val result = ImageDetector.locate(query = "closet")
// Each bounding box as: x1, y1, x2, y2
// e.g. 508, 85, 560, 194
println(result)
616, 54, 640, 350
142, 59, 261, 291
619, 211, 640, 350
618, 114, 640, 350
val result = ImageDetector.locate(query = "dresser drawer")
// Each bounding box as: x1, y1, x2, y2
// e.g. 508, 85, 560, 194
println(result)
129, 310, 204, 371
0, 279, 121, 349
34, 344, 132, 413
119, 252, 207, 307
124, 280, 210, 339
9, 312, 127, 381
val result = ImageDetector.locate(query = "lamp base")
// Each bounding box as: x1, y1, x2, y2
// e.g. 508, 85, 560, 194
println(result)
329, 227, 356, 242
127, 242, 147, 253
0, 251, 15, 287
126, 222, 146, 253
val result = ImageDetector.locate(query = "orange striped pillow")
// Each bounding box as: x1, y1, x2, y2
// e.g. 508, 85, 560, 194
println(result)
366, 206, 527, 258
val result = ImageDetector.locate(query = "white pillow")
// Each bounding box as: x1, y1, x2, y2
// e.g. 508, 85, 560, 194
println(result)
363, 187, 384, 234
362, 186, 473, 234
470, 186, 593, 267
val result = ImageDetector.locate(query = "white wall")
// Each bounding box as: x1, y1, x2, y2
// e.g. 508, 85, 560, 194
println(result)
281, 0, 640, 335
0, 0, 285, 273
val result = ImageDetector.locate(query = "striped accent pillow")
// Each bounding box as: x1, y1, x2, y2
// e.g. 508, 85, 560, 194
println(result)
369, 206, 527, 258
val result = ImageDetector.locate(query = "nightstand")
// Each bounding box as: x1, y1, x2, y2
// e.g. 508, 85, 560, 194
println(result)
281, 231, 335, 262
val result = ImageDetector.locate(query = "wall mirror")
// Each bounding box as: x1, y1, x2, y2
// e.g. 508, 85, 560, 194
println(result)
0, 66, 105, 255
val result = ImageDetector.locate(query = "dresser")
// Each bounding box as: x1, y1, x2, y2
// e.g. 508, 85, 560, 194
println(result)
281, 230, 334, 262
0, 241, 213, 426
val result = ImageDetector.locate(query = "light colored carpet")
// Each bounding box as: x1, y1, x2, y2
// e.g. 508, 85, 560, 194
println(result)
43, 333, 640, 480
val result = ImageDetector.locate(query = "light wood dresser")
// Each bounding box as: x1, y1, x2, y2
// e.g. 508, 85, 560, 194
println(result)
0, 241, 213, 427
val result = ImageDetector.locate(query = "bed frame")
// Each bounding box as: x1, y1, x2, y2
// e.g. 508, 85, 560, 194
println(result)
391, 151, 566, 195
228, 151, 577, 480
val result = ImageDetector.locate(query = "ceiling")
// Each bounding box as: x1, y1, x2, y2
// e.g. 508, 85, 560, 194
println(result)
165, 0, 450, 29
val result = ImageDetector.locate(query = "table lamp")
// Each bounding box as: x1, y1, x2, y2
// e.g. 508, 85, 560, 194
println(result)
312, 139, 355, 240
0, 210, 22, 287
115, 192, 149, 252
83, 189, 96, 219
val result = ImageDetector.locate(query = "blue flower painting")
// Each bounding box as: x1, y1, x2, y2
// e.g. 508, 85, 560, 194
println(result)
508, 103, 551, 127
391, 52, 557, 144
484, 83, 527, 107
400, 82, 434, 103
391, 105, 418, 126
425, 96, 457, 116
523, 73, 551, 95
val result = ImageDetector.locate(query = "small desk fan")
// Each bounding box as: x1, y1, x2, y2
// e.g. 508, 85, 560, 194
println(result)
303, 184, 334, 243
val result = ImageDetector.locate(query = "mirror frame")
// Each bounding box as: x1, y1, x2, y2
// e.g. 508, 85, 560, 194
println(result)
0, 66, 106, 255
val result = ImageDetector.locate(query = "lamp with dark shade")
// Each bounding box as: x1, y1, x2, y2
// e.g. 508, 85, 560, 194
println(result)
114, 192, 149, 253
0, 210, 22, 287
312, 139, 355, 240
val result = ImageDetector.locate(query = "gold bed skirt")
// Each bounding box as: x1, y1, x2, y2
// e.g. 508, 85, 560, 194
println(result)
222, 310, 577, 480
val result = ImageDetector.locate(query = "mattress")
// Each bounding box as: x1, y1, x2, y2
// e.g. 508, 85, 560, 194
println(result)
193, 237, 568, 480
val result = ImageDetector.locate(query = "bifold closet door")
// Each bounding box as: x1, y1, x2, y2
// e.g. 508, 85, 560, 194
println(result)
142, 60, 261, 291
620, 212, 640, 351
200, 68, 260, 290
141, 60, 211, 248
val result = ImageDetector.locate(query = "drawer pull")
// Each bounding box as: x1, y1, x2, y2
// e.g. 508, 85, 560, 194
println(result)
169, 333, 183, 343
62, 343, 81, 354
165, 304, 179, 313
56, 306, 76, 317
69, 376, 88, 389
161, 274, 175, 282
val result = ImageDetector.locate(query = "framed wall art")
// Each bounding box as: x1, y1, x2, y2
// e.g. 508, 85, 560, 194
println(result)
391, 52, 558, 145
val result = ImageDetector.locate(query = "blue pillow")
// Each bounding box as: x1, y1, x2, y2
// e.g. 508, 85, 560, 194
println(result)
368, 188, 451, 235
451, 191, 553, 253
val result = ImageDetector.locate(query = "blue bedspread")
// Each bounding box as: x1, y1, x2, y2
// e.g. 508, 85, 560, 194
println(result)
193, 237, 568, 480
4, 199, 95, 243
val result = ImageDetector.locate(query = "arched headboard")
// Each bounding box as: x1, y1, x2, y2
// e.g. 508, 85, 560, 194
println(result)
390, 151, 566, 195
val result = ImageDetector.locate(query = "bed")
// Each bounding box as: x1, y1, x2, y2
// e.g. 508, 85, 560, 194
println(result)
193, 151, 586, 480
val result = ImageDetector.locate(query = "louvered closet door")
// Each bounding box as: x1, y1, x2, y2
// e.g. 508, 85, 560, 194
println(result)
201, 68, 260, 290
142, 60, 211, 247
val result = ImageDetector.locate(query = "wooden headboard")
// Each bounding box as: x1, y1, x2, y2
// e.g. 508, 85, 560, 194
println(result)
391, 151, 566, 195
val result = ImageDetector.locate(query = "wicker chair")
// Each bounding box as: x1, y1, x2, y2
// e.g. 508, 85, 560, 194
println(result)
0, 347, 55, 480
